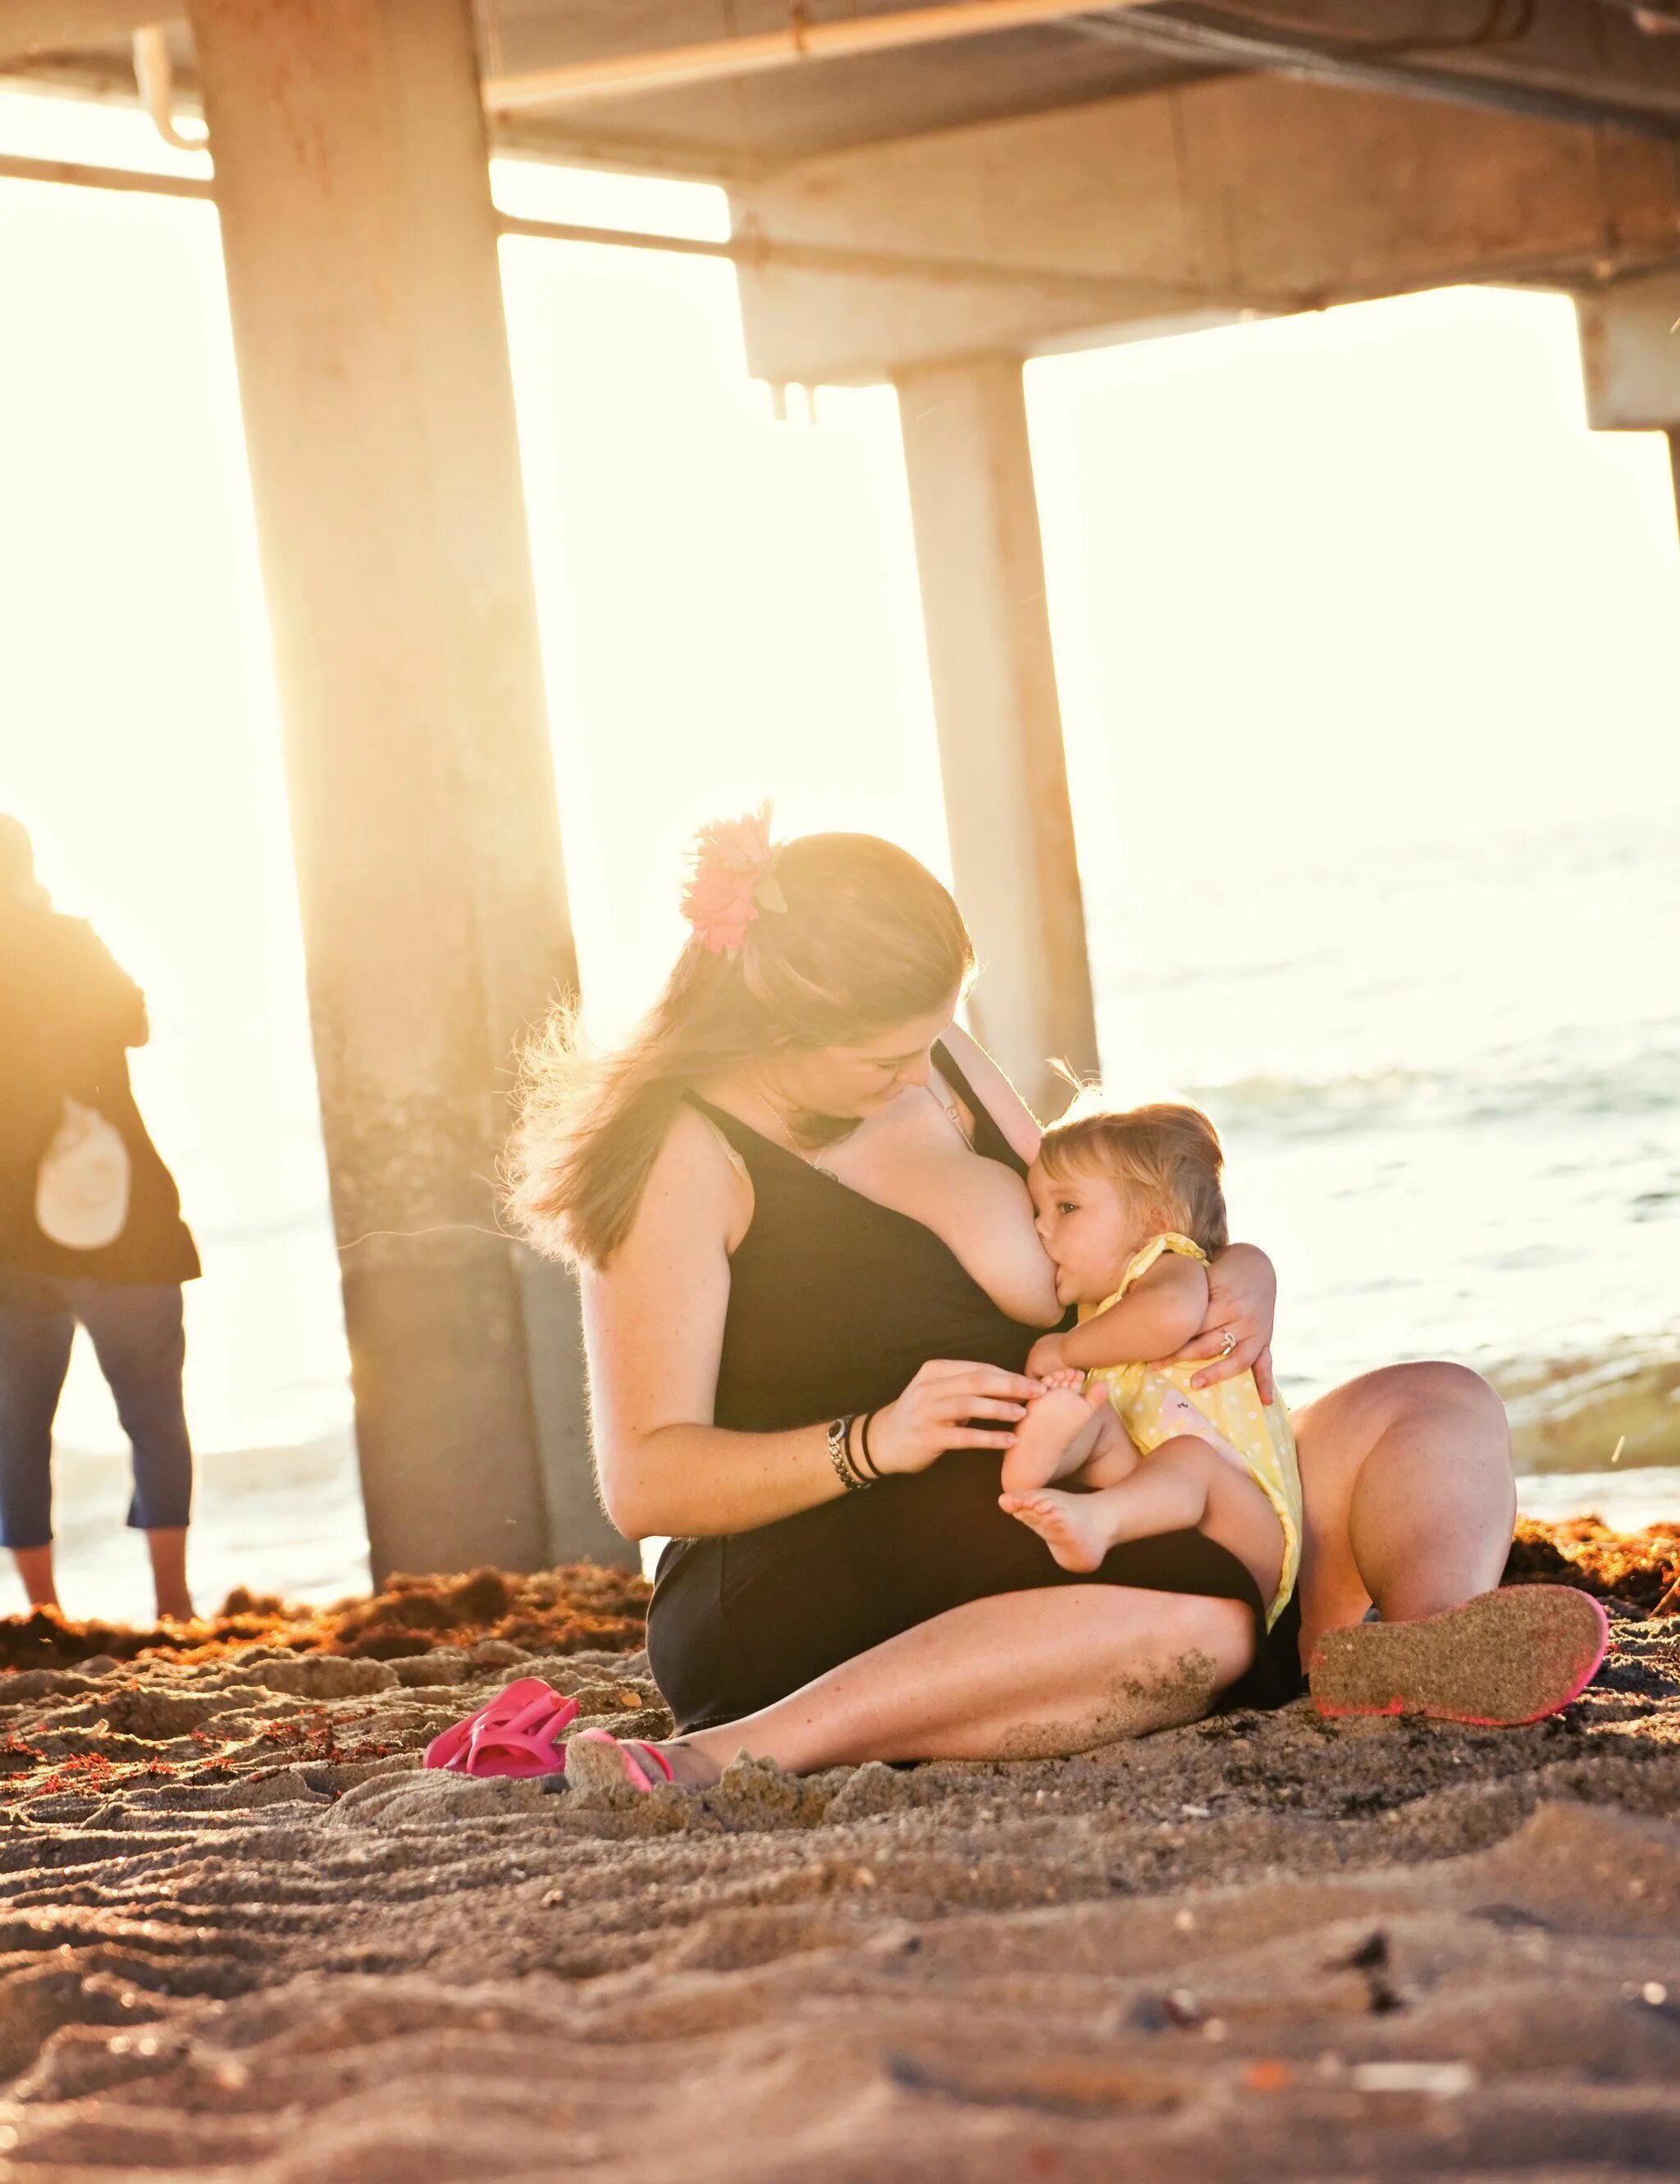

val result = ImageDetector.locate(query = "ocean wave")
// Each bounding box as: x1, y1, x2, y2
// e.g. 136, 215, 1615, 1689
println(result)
1188, 1064, 1439, 1113
1189, 1039, 1680, 1134
1490, 1334, 1680, 1474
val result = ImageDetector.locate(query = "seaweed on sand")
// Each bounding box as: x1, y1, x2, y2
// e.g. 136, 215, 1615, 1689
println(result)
0, 1516, 1673, 1677
0, 1559, 650, 1672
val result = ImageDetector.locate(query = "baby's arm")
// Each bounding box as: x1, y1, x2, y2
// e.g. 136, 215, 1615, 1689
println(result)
1051, 1254, 1210, 1376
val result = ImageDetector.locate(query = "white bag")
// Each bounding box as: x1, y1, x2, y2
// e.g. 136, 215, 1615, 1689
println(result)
34, 1099, 131, 1250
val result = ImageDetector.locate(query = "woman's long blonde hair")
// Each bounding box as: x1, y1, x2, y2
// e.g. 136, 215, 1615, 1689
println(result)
505, 829, 973, 1268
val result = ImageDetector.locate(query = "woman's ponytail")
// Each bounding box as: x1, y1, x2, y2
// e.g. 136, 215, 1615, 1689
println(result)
504, 821, 972, 1268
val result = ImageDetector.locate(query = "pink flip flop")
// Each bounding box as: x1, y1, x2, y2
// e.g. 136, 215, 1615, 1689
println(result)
1309, 1584, 1610, 1729
463, 1689, 582, 1779
423, 1678, 578, 1776
568, 1727, 675, 1793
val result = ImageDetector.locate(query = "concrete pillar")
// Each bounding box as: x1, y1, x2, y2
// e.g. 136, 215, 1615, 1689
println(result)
895, 354, 1098, 1115
190, 0, 623, 1579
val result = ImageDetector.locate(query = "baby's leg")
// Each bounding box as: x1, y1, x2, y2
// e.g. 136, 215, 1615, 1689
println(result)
1067, 1415, 1143, 1492
998, 1373, 1111, 1494
1000, 1435, 1214, 1574
1151, 1385, 1248, 1474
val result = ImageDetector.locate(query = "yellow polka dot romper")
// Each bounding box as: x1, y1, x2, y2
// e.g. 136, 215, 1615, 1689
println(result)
1082, 1233, 1303, 1625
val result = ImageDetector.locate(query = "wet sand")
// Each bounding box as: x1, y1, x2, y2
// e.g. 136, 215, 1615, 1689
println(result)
0, 1522, 1676, 2181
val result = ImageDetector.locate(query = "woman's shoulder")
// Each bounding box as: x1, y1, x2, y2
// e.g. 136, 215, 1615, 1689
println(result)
938, 1024, 1041, 1163
633, 1098, 753, 1254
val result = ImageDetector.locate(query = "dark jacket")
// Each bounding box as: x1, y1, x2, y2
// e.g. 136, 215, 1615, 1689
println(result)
0, 906, 199, 1285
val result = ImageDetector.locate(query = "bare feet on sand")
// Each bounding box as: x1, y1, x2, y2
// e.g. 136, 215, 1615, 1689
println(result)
998, 1485, 1113, 1573
998, 1375, 1109, 1495
646, 1741, 723, 1789
550, 1734, 724, 1796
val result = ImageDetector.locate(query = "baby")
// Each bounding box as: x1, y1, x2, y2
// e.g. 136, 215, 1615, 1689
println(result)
998, 1100, 1301, 1629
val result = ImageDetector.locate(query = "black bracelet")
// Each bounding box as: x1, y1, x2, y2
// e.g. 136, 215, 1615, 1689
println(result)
856, 1409, 883, 1481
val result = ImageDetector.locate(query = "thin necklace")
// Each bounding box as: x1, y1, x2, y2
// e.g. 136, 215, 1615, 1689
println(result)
746, 1083, 843, 1178
748, 1078, 973, 1172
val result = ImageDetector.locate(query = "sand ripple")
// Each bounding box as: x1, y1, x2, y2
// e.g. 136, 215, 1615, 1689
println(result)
0, 1580, 1676, 2180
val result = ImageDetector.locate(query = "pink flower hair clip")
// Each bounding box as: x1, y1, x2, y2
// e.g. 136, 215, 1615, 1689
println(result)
680, 804, 788, 956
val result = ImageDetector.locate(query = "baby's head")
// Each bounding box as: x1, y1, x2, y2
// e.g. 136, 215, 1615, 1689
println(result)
1029, 1099, 1228, 1307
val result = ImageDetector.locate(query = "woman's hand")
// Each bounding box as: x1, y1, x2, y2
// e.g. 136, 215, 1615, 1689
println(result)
1164, 1243, 1277, 1402
1025, 1331, 1071, 1380
870, 1359, 1041, 1477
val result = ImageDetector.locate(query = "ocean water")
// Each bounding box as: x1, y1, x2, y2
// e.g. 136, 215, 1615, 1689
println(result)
1083, 802, 1680, 1465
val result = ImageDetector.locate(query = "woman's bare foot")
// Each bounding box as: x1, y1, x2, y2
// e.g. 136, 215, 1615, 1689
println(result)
998, 1376, 1108, 1494
998, 1484, 1116, 1573
548, 1732, 725, 1795
1309, 1585, 1610, 1727
650, 1739, 724, 1789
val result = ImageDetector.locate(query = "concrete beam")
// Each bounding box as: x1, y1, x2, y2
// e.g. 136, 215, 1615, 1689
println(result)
189, 0, 623, 1581
897, 355, 1097, 1112
1, 0, 160, 60
732, 71, 1680, 384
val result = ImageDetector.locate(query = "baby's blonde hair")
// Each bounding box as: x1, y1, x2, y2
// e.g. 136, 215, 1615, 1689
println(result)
1037, 1095, 1229, 1257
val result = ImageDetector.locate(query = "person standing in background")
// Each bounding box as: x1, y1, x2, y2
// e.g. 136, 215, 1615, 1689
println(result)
0, 816, 199, 1620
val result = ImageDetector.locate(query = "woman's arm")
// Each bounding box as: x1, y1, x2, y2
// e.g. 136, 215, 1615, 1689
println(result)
1168, 1243, 1277, 1403
1030, 1255, 1209, 1377
585, 1107, 1039, 1539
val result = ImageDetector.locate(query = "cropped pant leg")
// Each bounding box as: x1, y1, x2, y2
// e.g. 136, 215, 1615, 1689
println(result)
66, 1281, 194, 1533
0, 1277, 76, 1549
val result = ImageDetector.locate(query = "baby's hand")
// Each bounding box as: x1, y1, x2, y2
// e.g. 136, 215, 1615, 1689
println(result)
1026, 1332, 1069, 1379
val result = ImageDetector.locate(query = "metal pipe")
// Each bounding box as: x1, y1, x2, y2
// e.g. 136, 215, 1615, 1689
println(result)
131, 25, 209, 153
481, 0, 1150, 113
0, 150, 1240, 305
0, 148, 212, 200
498, 207, 1256, 309
1073, 5, 1680, 140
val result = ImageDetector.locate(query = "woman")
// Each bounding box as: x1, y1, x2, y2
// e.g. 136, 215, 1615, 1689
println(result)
0, 816, 198, 1621
500, 817, 1599, 1790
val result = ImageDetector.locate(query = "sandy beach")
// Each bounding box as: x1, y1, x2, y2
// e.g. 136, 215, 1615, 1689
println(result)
0, 1524, 1673, 2182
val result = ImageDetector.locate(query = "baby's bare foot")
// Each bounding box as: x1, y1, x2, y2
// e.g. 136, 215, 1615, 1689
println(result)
998, 1485, 1114, 1573
998, 1382, 1106, 1493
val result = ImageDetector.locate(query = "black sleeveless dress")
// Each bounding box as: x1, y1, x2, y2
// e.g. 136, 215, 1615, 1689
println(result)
646, 1044, 1302, 1732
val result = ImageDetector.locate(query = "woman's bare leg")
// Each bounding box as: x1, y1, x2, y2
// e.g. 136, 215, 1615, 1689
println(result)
145, 1528, 194, 1622
641, 1585, 1255, 1784
1292, 1360, 1515, 1661
11, 1544, 59, 1611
